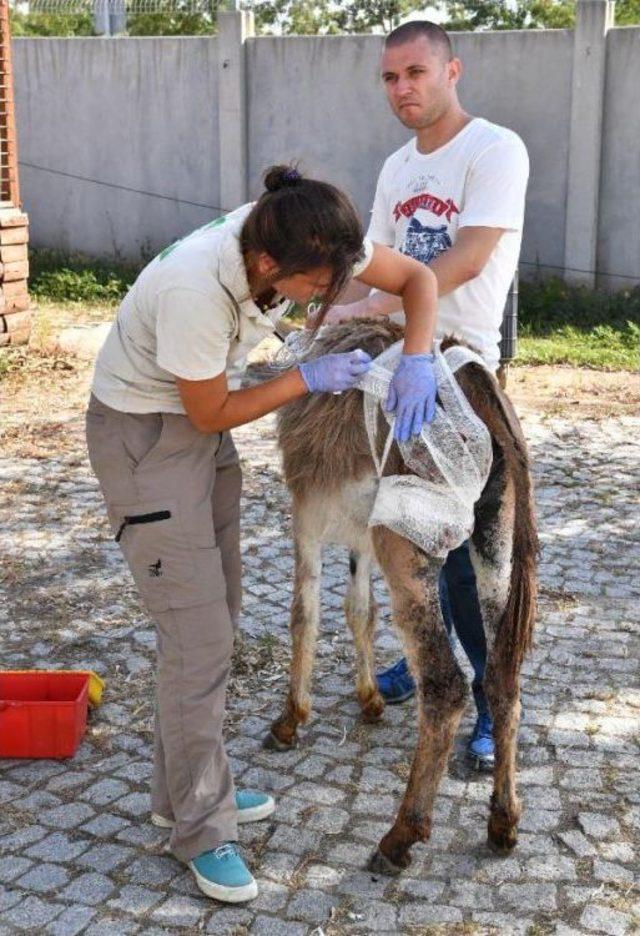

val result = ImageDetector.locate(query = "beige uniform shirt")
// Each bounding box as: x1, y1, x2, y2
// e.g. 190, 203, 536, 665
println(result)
92, 203, 373, 414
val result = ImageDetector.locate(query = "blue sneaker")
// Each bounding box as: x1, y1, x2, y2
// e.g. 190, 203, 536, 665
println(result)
468, 713, 495, 769
151, 790, 275, 830
190, 842, 258, 903
376, 657, 416, 704
234, 790, 275, 824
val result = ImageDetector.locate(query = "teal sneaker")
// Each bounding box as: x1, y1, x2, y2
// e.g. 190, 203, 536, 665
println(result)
234, 789, 275, 823
151, 790, 275, 829
190, 842, 257, 903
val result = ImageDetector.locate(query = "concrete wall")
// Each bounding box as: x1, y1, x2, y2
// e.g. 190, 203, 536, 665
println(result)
246, 30, 573, 277
14, 37, 221, 259
599, 26, 640, 290
453, 29, 573, 278
246, 36, 408, 225
11, 21, 640, 287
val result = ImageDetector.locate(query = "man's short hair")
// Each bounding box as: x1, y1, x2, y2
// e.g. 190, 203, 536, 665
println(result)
385, 21, 453, 61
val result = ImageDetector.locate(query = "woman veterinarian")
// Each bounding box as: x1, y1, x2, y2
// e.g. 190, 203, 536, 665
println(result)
85, 165, 438, 903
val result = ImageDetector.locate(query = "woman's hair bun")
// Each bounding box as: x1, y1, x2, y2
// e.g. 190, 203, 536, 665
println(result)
264, 164, 303, 192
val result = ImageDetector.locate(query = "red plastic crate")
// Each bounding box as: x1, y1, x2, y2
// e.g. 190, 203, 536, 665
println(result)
0, 671, 89, 759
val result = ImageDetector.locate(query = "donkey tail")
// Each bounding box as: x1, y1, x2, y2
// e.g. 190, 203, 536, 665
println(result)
456, 362, 539, 683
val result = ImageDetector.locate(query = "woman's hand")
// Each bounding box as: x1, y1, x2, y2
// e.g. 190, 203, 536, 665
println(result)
299, 349, 372, 393
385, 352, 437, 442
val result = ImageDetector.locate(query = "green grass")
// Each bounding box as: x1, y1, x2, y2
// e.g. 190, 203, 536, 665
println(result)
23, 252, 640, 371
517, 278, 640, 370
517, 323, 639, 369
28, 249, 137, 305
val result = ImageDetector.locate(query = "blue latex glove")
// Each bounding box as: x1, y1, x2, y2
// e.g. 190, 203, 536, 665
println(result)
385, 352, 437, 442
299, 349, 372, 394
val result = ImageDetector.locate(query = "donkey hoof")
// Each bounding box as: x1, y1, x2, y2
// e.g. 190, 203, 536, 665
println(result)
359, 691, 385, 723
362, 712, 383, 725
367, 848, 406, 877
487, 824, 518, 854
361, 704, 385, 724
263, 731, 297, 752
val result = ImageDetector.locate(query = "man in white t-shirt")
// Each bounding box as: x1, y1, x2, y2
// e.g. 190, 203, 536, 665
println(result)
327, 20, 529, 767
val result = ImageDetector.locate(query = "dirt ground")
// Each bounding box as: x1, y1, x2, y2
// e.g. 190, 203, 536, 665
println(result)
507, 365, 640, 420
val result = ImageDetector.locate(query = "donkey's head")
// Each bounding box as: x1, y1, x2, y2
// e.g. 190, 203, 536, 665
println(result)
277, 319, 407, 497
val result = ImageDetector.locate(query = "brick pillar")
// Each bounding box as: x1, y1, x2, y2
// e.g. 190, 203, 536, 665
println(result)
0, 0, 32, 347
0, 208, 31, 347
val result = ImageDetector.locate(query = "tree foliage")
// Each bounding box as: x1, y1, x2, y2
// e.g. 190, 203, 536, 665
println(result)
616, 0, 640, 26
126, 3, 216, 36
250, 0, 429, 35
437, 1, 575, 31
8, 0, 640, 37
10, 1, 218, 36
10, 9, 94, 35
9, 0, 427, 36
437, 0, 640, 31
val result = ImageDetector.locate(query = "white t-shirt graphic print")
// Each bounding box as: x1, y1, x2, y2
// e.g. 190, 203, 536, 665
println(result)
368, 118, 529, 370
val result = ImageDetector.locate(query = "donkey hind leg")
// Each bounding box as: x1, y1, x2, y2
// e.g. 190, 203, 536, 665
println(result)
368, 529, 468, 875
265, 534, 321, 751
346, 550, 384, 723
470, 472, 522, 852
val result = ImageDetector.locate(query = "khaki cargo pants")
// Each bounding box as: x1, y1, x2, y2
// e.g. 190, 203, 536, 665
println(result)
86, 394, 242, 861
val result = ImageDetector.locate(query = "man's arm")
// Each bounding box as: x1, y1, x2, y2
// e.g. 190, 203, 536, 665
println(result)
354, 243, 437, 353
426, 226, 505, 294
325, 226, 504, 323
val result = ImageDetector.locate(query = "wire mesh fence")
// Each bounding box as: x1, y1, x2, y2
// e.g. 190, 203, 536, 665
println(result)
11, 0, 227, 13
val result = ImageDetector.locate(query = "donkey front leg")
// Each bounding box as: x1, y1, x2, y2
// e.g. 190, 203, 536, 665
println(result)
346, 550, 384, 723
266, 530, 322, 751
368, 529, 468, 875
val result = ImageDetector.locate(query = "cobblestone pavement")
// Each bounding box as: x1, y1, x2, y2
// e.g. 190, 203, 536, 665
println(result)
1, 400, 639, 936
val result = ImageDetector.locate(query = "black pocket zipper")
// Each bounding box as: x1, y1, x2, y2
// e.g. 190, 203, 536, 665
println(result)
115, 510, 172, 543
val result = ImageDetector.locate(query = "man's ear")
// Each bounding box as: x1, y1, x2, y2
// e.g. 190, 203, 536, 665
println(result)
448, 57, 463, 86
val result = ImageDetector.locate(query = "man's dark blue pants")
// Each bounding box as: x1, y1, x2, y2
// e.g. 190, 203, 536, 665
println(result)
439, 540, 489, 717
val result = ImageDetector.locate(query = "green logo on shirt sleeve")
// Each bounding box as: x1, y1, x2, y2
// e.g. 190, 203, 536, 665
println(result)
158, 215, 227, 262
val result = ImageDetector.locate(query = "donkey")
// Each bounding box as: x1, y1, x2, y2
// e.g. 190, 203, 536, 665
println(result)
264, 319, 538, 875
